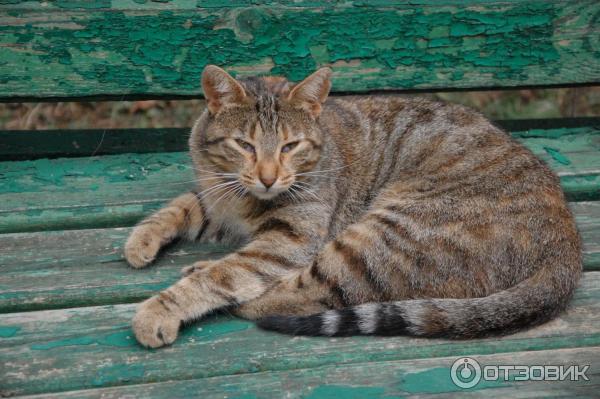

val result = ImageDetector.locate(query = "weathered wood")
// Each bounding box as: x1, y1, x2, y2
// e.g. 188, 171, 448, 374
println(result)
0, 152, 193, 234
0, 227, 234, 312
572, 202, 600, 271
1, 272, 599, 396
0, 201, 597, 313
1, 2, 597, 397
13, 347, 599, 399
1, 126, 599, 234
1, 1, 599, 100
1, 117, 598, 161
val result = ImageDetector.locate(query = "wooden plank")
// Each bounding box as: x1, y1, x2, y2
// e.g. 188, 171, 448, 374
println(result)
0, 152, 194, 234
1, 1, 598, 100
1, 117, 598, 161
13, 347, 599, 398
1, 272, 599, 396
0, 128, 190, 161
1, 126, 599, 234
571, 202, 600, 272
0, 201, 597, 313
0, 227, 234, 312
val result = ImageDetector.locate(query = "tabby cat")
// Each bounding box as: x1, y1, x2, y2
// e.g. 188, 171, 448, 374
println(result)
125, 65, 581, 348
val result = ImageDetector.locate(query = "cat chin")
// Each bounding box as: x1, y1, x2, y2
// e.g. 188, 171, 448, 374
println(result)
250, 188, 286, 201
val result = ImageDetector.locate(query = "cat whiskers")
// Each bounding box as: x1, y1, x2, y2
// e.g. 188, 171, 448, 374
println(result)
138, 176, 234, 187
204, 181, 247, 217
136, 167, 239, 187
289, 181, 331, 210
285, 185, 305, 205
185, 179, 241, 219
167, 162, 238, 176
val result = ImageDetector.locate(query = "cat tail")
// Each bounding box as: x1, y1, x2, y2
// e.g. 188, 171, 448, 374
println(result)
256, 264, 581, 338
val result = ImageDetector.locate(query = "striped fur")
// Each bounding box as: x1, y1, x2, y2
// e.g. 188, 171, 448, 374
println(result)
125, 66, 581, 348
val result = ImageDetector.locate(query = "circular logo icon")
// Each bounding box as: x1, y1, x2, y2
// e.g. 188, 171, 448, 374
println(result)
451, 357, 482, 389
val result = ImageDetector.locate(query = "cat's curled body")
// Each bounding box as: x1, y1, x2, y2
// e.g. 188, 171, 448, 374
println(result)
125, 66, 581, 348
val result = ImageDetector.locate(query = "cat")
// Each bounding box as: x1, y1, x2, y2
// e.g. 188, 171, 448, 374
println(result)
124, 65, 582, 348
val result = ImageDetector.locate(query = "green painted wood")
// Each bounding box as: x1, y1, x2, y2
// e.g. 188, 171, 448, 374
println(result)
0, 152, 194, 234
1, 117, 598, 161
12, 347, 599, 398
0, 227, 235, 312
572, 202, 600, 272
0, 201, 597, 313
1, 1, 599, 100
1, 272, 599, 396
1, 126, 599, 234
518, 126, 600, 201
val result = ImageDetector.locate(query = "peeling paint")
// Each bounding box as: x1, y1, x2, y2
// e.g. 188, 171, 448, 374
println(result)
1, 1, 598, 98
0, 326, 21, 338
306, 385, 387, 399
398, 366, 504, 394
184, 318, 252, 340
2, 282, 600, 396
30, 330, 135, 350
544, 146, 572, 165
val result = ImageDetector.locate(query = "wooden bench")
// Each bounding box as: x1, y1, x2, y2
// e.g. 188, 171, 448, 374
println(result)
1, 1, 599, 397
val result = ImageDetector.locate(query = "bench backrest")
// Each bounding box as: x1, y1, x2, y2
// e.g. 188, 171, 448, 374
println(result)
1, 0, 599, 101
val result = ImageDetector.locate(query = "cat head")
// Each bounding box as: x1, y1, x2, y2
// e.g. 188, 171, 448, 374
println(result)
191, 65, 331, 201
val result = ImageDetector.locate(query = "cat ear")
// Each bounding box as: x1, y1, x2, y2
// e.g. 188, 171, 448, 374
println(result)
201, 65, 247, 115
287, 67, 332, 117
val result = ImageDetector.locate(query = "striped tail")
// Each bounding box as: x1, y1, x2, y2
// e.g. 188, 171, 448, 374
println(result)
257, 269, 579, 338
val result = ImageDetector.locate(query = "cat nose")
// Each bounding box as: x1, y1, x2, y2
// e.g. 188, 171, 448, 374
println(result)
258, 160, 278, 190
259, 175, 276, 189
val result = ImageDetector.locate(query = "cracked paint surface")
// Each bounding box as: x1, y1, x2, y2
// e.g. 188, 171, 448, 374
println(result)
1, 1, 598, 99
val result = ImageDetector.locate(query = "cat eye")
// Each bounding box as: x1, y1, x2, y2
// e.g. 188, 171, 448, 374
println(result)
281, 141, 299, 153
235, 139, 255, 153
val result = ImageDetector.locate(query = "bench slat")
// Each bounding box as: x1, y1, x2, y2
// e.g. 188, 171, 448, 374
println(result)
13, 347, 599, 399
1, 1, 599, 100
0, 201, 598, 313
1, 271, 599, 396
0, 227, 232, 312
0, 128, 190, 161
1, 118, 598, 161
1, 126, 599, 234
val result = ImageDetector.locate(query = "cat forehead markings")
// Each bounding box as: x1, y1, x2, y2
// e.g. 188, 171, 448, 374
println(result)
255, 94, 278, 138
240, 76, 291, 138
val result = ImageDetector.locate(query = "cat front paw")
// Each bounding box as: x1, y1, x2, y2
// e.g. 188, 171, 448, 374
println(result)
124, 225, 163, 268
132, 296, 181, 348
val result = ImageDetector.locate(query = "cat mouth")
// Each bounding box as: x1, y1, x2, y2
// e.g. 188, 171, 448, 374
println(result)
250, 186, 288, 200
